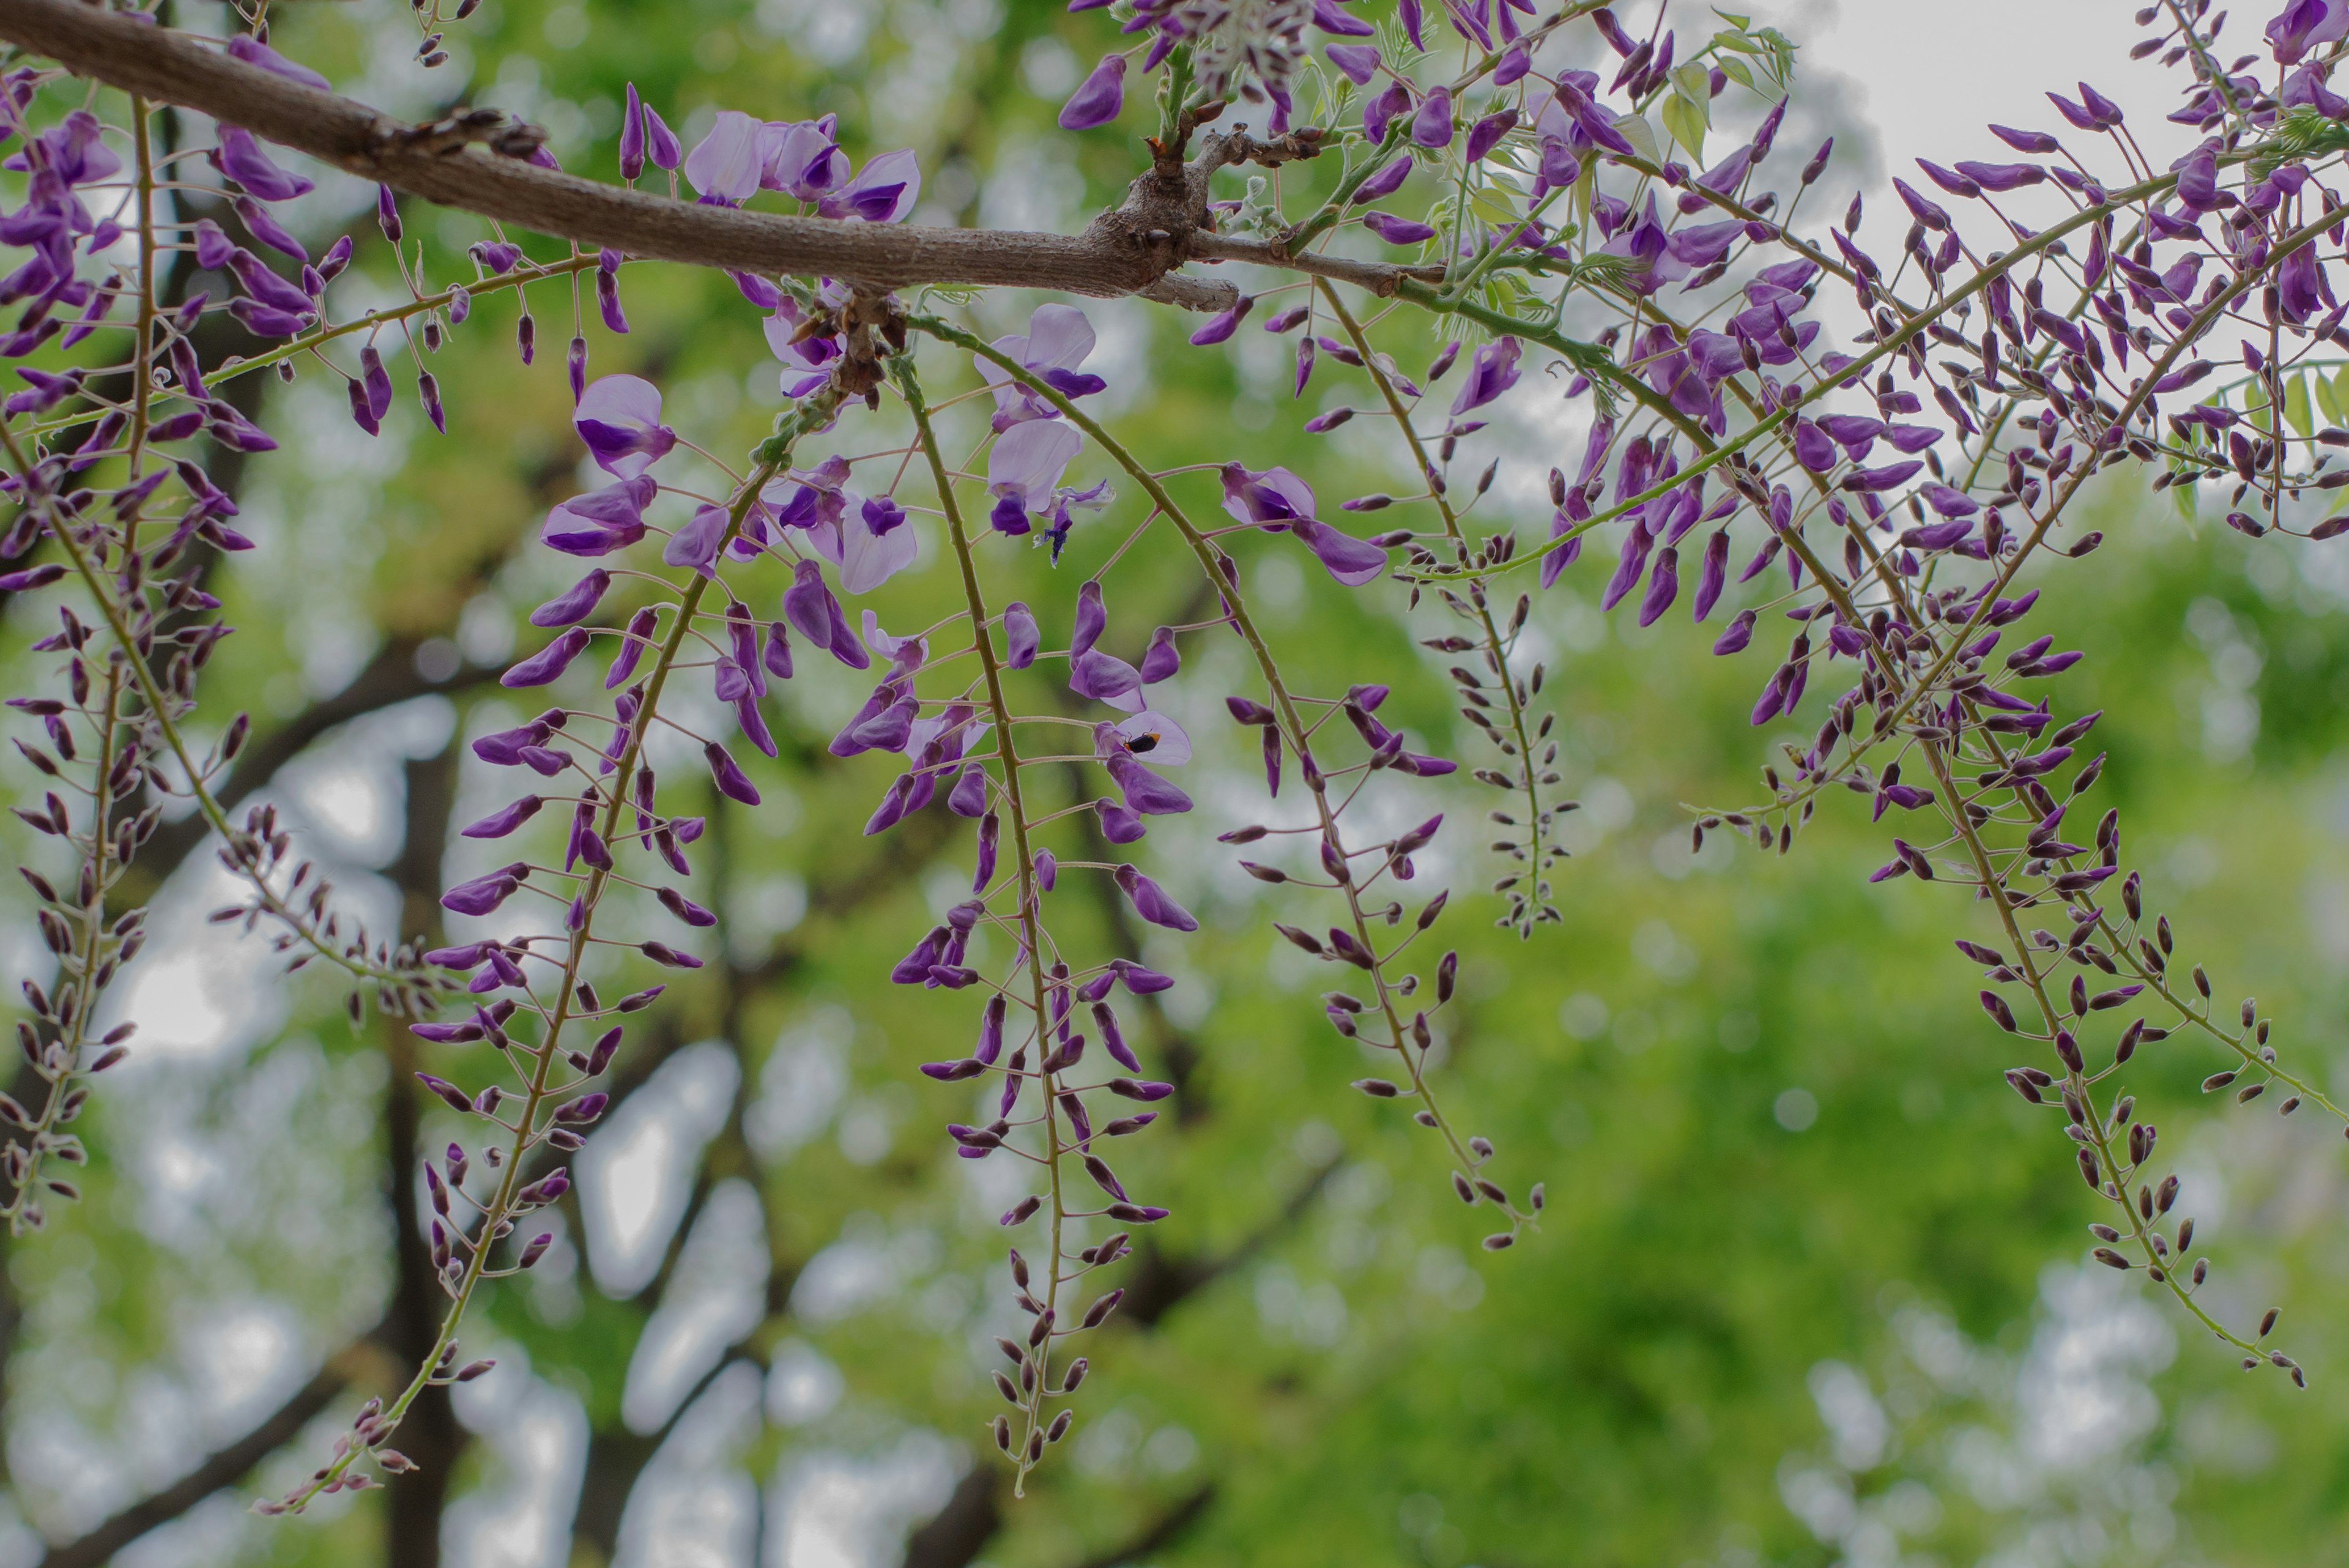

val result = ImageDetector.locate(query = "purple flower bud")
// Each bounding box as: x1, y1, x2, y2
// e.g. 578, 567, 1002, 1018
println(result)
949, 762, 989, 817
360, 344, 392, 421
784, 560, 870, 669
1362, 212, 1436, 245
346, 377, 379, 437
644, 105, 683, 170
1693, 530, 1728, 621
1003, 601, 1039, 668
193, 219, 235, 270
501, 628, 590, 689
620, 84, 647, 180
1638, 546, 1680, 627
1093, 798, 1148, 844
1189, 295, 1255, 346
1326, 42, 1379, 83
217, 126, 313, 202
596, 266, 629, 335
416, 1074, 473, 1114
1713, 608, 1756, 655
1115, 864, 1197, 932
1411, 87, 1453, 149
704, 740, 761, 805
442, 864, 526, 918
1071, 648, 1143, 702
1070, 581, 1108, 660
1093, 1001, 1141, 1071
1466, 110, 1516, 162
662, 503, 730, 571
462, 795, 544, 839
376, 184, 402, 243
1035, 849, 1058, 891
1058, 53, 1127, 130
1365, 80, 1412, 144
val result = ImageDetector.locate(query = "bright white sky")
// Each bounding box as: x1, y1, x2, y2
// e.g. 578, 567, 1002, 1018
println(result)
1746, 0, 2215, 185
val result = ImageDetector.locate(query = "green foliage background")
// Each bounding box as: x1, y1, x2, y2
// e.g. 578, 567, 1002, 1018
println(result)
4, 1, 2348, 1564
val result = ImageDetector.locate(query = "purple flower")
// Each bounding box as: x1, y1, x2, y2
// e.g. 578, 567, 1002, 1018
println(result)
1365, 80, 1413, 143
1219, 463, 1316, 530
705, 741, 761, 806
806, 492, 919, 593
442, 863, 527, 918
818, 149, 921, 223
1059, 54, 1127, 130
1295, 521, 1390, 587
2268, 0, 2349, 62
1094, 799, 1147, 843
1115, 865, 1198, 932
662, 503, 731, 571
1189, 295, 1255, 346
620, 83, 646, 179
1003, 601, 1039, 669
1071, 649, 1143, 703
1466, 110, 1516, 162
1411, 87, 1454, 150
1954, 160, 2044, 193
502, 628, 591, 688
1354, 156, 1411, 203
574, 374, 677, 478
530, 570, 612, 628
462, 796, 545, 839
685, 110, 763, 203
543, 475, 657, 557
1449, 336, 1520, 417
645, 105, 683, 170
987, 418, 1081, 533
1362, 212, 1436, 245
977, 304, 1104, 428
757, 119, 848, 199
1326, 43, 1379, 83
784, 559, 871, 669
1109, 754, 1192, 815
225, 35, 331, 90
215, 125, 313, 202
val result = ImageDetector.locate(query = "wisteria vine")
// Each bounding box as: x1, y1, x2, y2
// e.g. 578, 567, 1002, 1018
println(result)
1, 0, 2343, 1504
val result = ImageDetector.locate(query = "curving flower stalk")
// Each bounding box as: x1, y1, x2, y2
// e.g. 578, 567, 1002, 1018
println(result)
924, 314, 1540, 1246
1314, 281, 1563, 934
261, 384, 843, 1510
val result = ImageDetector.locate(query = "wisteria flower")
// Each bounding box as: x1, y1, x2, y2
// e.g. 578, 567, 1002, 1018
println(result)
987, 419, 1082, 533
760, 118, 847, 200
1218, 463, 1389, 585
684, 110, 763, 203
817, 150, 921, 223
574, 374, 677, 477
809, 493, 920, 592
976, 304, 1107, 429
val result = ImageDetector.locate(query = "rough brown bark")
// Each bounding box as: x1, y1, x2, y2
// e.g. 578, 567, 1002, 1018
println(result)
0, 0, 1192, 301
0, 0, 1449, 308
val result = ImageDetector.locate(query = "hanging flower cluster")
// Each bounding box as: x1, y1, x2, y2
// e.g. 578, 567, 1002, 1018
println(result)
1, 0, 2343, 1515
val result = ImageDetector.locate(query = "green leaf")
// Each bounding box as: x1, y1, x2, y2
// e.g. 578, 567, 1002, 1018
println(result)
1659, 94, 1705, 159
2285, 370, 2315, 439
2317, 366, 2343, 426
1718, 56, 1754, 89
1612, 112, 1663, 165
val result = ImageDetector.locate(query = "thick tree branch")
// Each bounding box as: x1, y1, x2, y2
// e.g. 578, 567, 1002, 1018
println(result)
0, 0, 1455, 308
0, 0, 1200, 302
